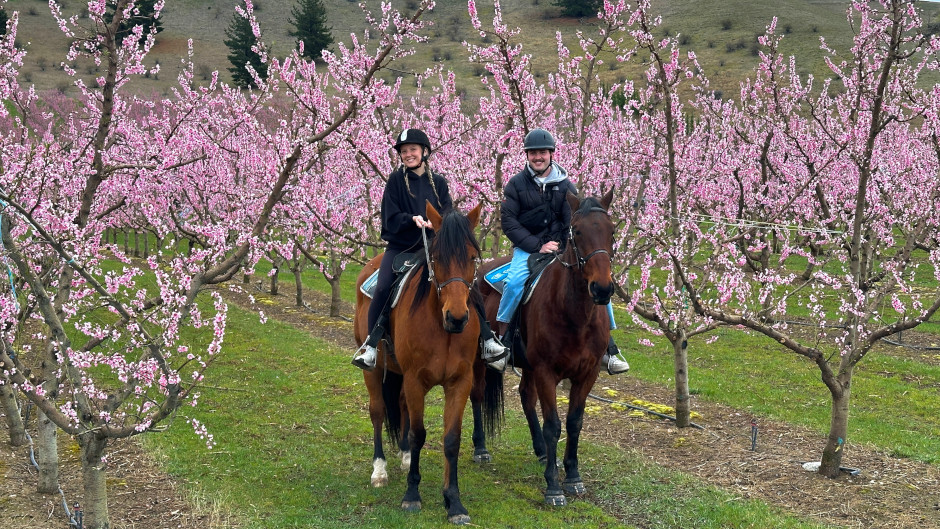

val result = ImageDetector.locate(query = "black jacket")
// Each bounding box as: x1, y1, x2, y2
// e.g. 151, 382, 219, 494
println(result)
500, 162, 577, 254
380, 167, 453, 251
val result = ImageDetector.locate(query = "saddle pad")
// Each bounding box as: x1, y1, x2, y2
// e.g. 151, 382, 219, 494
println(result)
483, 259, 553, 305
359, 264, 420, 309
483, 263, 511, 294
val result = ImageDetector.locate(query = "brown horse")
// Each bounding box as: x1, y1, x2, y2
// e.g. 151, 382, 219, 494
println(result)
478, 190, 616, 506
355, 201, 502, 525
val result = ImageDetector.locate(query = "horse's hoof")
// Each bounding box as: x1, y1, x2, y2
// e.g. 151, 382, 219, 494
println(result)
372, 459, 388, 487
473, 450, 492, 463
544, 491, 567, 506
401, 500, 422, 512
563, 479, 586, 495
448, 514, 471, 525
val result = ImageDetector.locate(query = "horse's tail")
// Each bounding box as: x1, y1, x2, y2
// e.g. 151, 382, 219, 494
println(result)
482, 366, 504, 437
381, 370, 404, 446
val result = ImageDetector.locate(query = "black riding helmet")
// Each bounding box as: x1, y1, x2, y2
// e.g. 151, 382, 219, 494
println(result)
394, 128, 432, 153
523, 128, 556, 152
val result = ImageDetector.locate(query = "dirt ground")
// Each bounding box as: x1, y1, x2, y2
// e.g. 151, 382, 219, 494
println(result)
3, 281, 940, 528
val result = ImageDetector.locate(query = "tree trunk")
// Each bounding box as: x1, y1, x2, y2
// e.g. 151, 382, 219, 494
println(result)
36, 409, 59, 493
672, 329, 691, 428
133, 231, 140, 257
329, 275, 342, 317
270, 264, 279, 295
37, 342, 60, 493
0, 374, 26, 446
79, 432, 110, 529
294, 267, 304, 307
820, 373, 852, 478
122, 230, 129, 255
143, 232, 150, 259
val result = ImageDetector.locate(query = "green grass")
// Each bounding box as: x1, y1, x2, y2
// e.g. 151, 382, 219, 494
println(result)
142, 302, 829, 528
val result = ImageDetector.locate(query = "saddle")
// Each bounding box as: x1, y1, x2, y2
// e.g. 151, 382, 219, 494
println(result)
359, 252, 422, 307
482, 253, 556, 370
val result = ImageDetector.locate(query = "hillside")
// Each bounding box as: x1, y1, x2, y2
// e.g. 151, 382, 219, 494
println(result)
6, 0, 940, 97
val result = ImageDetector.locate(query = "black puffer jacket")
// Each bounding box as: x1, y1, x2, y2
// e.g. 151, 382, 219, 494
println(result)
380, 167, 452, 251
500, 162, 577, 254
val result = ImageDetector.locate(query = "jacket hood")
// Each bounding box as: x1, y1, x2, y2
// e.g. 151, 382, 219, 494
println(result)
527, 161, 568, 187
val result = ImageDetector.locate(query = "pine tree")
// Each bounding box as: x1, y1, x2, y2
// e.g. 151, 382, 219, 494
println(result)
288, 0, 333, 61
553, 0, 602, 18
105, 0, 164, 46
224, 11, 268, 89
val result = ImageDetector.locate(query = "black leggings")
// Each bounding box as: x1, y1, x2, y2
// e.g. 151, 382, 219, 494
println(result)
367, 248, 403, 334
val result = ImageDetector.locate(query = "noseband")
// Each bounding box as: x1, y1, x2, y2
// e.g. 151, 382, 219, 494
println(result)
558, 207, 612, 269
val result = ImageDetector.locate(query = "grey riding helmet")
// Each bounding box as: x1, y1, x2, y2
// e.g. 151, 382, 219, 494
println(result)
523, 128, 556, 151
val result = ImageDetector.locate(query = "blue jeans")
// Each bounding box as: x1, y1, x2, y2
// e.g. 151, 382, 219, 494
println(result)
496, 247, 616, 329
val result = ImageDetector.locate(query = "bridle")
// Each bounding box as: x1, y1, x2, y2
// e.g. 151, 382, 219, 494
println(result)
557, 207, 613, 270
422, 226, 478, 298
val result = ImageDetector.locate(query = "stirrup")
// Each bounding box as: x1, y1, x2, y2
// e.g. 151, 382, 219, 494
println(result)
352, 344, 377, 371
481, 336, 509, 362
486, 355, 507, 372
602, 353, 629, 375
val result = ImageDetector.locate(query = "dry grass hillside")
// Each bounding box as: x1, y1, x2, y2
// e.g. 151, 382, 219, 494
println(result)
6, 0, 940, 98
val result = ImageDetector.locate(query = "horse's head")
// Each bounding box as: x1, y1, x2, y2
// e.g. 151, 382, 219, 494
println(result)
425, 200, 482, 333
565, 189, 615, 305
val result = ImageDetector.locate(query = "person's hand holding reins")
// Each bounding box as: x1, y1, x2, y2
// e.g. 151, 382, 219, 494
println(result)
539, 241, 559, 253
413, 215, 433, 229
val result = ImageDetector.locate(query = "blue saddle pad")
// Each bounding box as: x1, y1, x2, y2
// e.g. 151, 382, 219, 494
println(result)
483, 263, 511, 294
484, 258, 553, 304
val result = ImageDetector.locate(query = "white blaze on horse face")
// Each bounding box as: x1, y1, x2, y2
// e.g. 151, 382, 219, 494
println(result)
371, 458, 389, 487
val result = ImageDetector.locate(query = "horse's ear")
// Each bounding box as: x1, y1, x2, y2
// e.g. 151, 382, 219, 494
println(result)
426, 200, 443, 231
467, 202, 482, 230
566, 191, 580, 214
600, 187, 614, 210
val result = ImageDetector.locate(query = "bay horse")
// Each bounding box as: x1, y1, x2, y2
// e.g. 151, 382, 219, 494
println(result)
477, 189, 616, 506
354, 201, 503, 525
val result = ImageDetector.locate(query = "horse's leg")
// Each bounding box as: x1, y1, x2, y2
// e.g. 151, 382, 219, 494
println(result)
469, 360, 490, 463
561, 374, 596, 496
441, 375, 473, 525
401, 375, 428, 513
365, 370, 389, 487
519, 372, 547, 462
399, 390, 412, 471
533, 373, 566, 506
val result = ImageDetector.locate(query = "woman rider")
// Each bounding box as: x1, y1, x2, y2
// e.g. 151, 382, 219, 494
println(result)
352, 128, 508, 370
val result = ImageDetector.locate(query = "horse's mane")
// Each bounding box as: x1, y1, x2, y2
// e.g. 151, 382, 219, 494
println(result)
574, 196, 605, 217
411, 210, 481, 313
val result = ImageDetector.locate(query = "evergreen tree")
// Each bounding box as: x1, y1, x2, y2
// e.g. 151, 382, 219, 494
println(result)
288, 0, 333, 61
224, 11, 268, 89
105, 0, 164, 46
553, 0, 602, 18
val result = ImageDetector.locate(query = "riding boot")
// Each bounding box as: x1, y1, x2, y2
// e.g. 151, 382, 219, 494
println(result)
601, 336, 630, 375
485, 321, 511, 372
479, 318, 509, 362
352, 317, 386, 372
